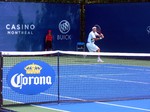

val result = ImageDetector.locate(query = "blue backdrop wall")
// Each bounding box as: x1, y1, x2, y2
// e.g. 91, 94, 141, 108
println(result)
85, 3, 150, 53
0, 2, 80, 51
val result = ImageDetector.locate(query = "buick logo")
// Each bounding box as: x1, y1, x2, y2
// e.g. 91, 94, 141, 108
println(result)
147, 26, 150, 34
59, 20, 70, 34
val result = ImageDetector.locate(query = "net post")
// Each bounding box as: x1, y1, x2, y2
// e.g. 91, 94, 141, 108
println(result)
0, 52, 3, 107
57, 51, 60, 104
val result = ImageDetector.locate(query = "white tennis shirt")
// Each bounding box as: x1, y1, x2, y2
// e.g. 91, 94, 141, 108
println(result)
87, 31, 99, 44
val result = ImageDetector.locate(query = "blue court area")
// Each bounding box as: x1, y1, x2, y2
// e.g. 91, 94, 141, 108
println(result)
38, 99, 150, 112
37, 63, 150, 112
2, 61, 150, 111
58, 63, 150, 101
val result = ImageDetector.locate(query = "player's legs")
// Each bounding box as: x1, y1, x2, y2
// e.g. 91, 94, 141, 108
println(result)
86, 43, 93, 52
86, 43, 104, 62
96, 48, 104, 62
86, 43, 98, 52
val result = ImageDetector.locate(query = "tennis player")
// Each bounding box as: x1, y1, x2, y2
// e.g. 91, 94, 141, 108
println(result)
86, 26, 104, 62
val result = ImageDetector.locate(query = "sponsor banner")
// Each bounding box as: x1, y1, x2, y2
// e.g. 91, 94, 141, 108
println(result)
0, 2, 80, 51
85, 3, 150, 53
7, 60, 55, 95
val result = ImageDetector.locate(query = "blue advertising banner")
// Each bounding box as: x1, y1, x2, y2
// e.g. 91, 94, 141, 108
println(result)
85, 3, 150, 53
0, 2, 80, 51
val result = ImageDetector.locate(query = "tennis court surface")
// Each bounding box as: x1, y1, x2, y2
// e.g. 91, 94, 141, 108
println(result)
1, 51, 150, 111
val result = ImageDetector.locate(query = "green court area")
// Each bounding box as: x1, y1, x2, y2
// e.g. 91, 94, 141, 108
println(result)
3, 54, 150, 67
5, 105, 60, 112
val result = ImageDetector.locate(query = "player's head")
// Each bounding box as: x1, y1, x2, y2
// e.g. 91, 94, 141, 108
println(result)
92, 26, 97, 32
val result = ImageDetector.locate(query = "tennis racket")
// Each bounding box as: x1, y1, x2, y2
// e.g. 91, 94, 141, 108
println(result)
94, 24, 104, 39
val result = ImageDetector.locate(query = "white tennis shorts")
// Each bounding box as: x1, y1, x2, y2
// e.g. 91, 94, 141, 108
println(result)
86, 43, 99, 52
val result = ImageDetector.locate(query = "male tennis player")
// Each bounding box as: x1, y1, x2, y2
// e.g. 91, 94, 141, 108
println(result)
86, 26, 104, 62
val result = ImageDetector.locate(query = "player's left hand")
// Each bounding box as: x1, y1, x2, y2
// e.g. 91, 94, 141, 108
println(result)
99, 33, 104, 38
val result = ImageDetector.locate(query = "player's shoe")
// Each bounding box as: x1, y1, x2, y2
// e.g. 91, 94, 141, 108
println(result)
97, 58, 104, 63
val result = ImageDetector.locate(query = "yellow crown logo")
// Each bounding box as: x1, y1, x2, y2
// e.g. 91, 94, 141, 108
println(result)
24, 63, 42, 74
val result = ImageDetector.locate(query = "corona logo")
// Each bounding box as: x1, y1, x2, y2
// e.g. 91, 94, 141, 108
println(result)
24, 63, 42, 74
11, 73, 52, 89
7, 60, 56, 95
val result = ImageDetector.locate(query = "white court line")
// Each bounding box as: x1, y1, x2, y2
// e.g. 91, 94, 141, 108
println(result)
41, 93, 150, 111
59, 75, 150, 85
4, 99, 70, 112
4, 94, 70, 112
97, 102, 150, 112
79, 75, 150, 85
59, 72, 136, 77
105, 65, 150, 72
3, 87, 150, 111
41, 93, 85, 101
80, 63, 150, 73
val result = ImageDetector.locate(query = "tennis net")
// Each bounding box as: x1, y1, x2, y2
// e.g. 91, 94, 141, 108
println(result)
1, 51, 150, 106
